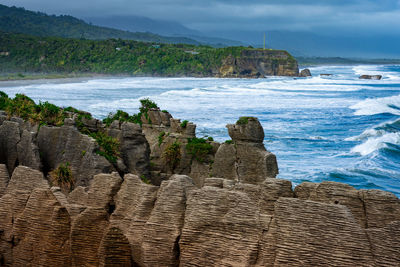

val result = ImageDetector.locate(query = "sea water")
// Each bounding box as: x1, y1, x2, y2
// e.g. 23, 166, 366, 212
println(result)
1, 65, 400, 196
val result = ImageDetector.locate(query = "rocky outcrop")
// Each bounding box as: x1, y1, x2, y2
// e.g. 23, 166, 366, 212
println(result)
37, 125, 113, 187
1, 104, 399, 266
212, 117, 278, 184
106, 121, 151, 177
0, 111, 152, 190
299, 68, 312, 77
218, 50, 299, 78
0, 165, 399, 266
359, 75, 382, 80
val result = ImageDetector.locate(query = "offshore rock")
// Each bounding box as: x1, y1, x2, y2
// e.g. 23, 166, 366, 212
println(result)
359, 75, 382, 80
299, 68, 312, 77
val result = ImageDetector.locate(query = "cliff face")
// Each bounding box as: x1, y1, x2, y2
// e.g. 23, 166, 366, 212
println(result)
0, 107, 399, 266
218, 50, 299, 78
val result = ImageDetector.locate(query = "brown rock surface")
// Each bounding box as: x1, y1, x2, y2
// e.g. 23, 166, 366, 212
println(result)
0, 165, 399, 266
141, 174, 195, 266
180, 186, 262, 266
257, 198, 375, 266
37, 125, 112, 187
211, 143, 238, 180
16, 129, 42, 171
0, 164, 8, 197
216, 118, 279, 184
360, 189, 400, 228
0, 121, 20, 175
294, 181, 400, 229
70, 208, 109, 267
12, 188, 71, 266
106, 122, 150, 177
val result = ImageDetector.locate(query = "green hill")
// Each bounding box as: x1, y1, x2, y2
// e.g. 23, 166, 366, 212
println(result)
0, 32, 246, 76
0, 4, 199, 44
0, 32, 297, 78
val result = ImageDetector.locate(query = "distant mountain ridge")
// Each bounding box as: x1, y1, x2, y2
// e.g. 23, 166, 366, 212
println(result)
0, 4, 242, 47
0, 4, 201, 44
86, 15, 244, 47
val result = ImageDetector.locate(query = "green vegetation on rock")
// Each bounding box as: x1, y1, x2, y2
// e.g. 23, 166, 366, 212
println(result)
0, 91, 120, 165
158, 131, 165, 147
236, 116, 257, 125
50, 162, 74, 191
91, 132, 120, 163
102, 98, 158, 127
186, 137, 213, 162
180, 120, 189, 128
0, 92, 66, 126
103, 110, 141, 127
163, 141, 181, 170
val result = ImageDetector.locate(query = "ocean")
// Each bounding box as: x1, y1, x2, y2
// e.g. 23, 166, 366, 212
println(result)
1, 65, 400, 196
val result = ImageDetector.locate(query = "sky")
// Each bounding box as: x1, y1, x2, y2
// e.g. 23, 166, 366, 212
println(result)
3, 0, 400, 36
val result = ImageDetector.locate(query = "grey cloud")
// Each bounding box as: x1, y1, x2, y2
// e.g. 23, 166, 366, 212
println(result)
2, 0, 400, 36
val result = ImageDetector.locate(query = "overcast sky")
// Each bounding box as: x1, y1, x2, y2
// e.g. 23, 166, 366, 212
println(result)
3, 0, 400, 36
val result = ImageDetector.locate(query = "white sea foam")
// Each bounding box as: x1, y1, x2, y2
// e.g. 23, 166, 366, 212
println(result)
351, 132, 400, 156
350, 94, 400, 116
352, 65, 383, 76
345, 129, 385, 141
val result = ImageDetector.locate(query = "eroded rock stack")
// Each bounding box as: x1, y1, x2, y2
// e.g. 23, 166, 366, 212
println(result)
0, 108, 399, 266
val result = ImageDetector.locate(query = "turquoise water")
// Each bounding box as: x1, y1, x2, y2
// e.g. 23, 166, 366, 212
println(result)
1, 65, 400, 196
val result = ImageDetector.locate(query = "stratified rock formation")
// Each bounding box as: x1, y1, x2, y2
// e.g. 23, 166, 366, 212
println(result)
218, 50, 299, 78
0, 102, 399, 266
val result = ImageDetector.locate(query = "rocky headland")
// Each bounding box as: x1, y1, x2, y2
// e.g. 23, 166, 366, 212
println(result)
0, 93, 399, 266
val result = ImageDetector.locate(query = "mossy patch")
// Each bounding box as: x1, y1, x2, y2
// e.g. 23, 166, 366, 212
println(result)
236, 116, 257, 125
180, 120, 188, 128
186, 137, 213, 162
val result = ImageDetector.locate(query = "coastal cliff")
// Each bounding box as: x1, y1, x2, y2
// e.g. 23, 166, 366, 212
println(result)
219, 50, 298, 78
0, 94, 399, 266
0, 32, 299, 79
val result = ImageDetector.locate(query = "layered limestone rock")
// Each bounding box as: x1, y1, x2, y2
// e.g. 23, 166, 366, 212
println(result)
106, 121, 150, 177
218, 50, 299, 78
0, 164, 399, 266
0, 164, 8, 197
212, 117, 278, 184
0, 112, 152, 190
1, 107, 399, 266
37, 125, 113, 187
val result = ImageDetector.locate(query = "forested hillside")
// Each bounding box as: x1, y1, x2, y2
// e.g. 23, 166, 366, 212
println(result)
0, 4, 199, 44
0, 32, 247, 76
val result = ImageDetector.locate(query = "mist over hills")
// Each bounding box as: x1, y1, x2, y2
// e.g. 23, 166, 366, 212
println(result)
0, 4, 237, 46
205, 30, 400, 59
1, 3, 399, 58
85, 16, 244, 47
